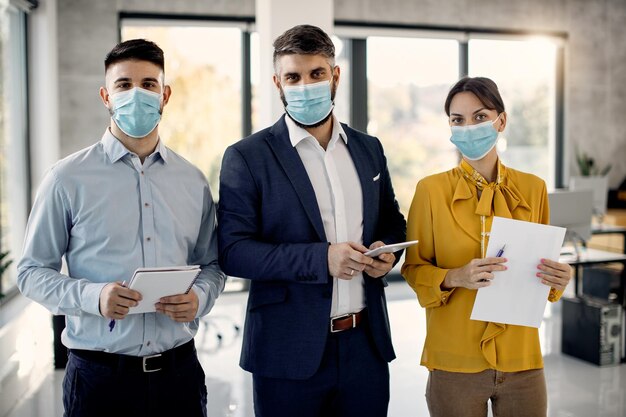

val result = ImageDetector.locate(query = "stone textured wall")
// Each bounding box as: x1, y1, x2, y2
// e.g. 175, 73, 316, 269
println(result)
56, 0, 626, 187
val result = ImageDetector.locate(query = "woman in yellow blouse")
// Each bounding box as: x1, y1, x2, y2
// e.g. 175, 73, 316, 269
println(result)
401, 77, 572, 417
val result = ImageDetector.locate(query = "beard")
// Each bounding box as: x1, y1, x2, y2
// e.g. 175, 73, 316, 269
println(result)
280, 81, 337, 129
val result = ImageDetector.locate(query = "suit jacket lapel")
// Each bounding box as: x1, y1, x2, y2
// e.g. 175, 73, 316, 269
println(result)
265, 116, 327, 242
344, 126, 375, 245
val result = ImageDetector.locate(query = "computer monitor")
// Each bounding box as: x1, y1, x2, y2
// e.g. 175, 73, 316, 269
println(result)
548, 189, 593, 242
569, 176, 609, 218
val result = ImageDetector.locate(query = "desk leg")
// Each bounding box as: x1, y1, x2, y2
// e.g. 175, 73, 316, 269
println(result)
622, 266, 626, 363
52, 315, 68, 369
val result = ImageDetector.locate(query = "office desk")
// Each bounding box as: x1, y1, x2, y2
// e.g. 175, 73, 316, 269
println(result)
561, 248, 626, 363
560, 248, 626, 297
591, 224, 626, 254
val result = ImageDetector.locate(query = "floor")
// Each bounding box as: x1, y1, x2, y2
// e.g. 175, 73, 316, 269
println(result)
5, 281, 626, 417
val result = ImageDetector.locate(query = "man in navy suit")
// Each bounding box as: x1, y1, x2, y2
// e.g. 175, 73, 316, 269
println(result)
218, 24, 406, 417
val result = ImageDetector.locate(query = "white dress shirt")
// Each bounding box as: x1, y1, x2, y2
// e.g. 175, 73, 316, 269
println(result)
285, 115, 365, 317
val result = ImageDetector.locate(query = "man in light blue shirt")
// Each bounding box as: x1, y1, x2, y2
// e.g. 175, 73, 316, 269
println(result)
17, 39, 224, 417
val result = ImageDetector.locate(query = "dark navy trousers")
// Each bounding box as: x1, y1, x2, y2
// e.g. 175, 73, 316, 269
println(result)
253, 318, 390, 417
62, 342, 207, 417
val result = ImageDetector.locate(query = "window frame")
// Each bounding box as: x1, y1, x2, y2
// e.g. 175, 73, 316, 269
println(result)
0, 1, 33, 306
335, 20, 567, 188
116, 14, 567, 187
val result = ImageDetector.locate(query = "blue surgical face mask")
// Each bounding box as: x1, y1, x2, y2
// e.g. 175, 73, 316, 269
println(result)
282, 80, 334, 126
110, 87, 162, 138
450, 114, 502, 161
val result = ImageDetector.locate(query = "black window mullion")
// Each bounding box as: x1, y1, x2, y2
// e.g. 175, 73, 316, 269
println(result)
349, 38, 368, 133
555, 44, 565, 188
242, 30, 252, 138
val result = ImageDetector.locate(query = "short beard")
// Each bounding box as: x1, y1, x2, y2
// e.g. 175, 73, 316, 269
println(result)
280, 81, 337, 129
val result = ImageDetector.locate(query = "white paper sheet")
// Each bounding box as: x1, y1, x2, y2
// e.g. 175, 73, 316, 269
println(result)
470, 216, 566, 328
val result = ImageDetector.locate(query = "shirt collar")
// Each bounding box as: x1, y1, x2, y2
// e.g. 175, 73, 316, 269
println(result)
101, 128, 169, 164
284, 114, 348, 148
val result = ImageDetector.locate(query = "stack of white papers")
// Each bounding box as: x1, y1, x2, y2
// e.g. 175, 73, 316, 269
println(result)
470, 217, 566, 328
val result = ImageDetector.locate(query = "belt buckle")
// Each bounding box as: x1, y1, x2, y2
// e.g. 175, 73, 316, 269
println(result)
142, 353, 162, 372
330, 313, 356, 333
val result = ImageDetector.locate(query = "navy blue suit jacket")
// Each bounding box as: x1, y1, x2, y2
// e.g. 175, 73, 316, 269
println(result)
218, 116, 406, 380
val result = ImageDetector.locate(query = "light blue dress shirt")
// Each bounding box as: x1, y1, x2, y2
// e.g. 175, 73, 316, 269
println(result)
17, 130, 226, 356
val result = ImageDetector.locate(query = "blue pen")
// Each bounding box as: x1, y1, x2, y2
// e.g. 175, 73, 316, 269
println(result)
108, 281, 127, 332
496, 244, 506, 257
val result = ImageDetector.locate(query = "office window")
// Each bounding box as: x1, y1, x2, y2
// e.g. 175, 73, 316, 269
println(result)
469, 38, 558, 186
0, 4, 29, 299
367, 37, 459, 213
121, 23, 246, 196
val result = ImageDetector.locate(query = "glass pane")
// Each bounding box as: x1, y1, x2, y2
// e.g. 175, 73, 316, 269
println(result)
0, 4, 7, 296
121, 25, 244, 197
469, 38, 557, 186
250, 31, 260, 133
332, 36, 350, 124
368, 37, 459, 213
0, 5, 29, 298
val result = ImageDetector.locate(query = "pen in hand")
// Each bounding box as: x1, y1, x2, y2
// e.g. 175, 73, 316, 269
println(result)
496, 244, 506, 258
108, 281, 126, 332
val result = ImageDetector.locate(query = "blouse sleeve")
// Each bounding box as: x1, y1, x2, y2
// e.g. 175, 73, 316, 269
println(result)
401, 180, 456, 308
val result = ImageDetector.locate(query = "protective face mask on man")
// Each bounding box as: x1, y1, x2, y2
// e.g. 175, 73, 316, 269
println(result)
282, 80, 334, 126
110, 87, 162, 138
449, 114, 502, 161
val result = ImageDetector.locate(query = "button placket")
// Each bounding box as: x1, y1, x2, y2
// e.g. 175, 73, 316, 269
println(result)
132, 157, 158, 352
325, 149, 350, 313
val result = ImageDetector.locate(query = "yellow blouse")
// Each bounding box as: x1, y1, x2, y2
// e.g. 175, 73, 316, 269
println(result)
401, 161, 562, 373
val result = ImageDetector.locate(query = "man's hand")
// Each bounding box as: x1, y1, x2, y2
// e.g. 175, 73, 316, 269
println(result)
99, 282, 142, 320
328, 242, 374, 280
363, 241, 395, 278
155, 290, 199, 322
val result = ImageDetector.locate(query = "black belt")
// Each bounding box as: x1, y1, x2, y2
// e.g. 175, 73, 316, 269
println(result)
69, 339, 195, 373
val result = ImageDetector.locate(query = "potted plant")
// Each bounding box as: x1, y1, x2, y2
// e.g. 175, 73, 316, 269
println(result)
570, 148, 612, 224
575, 149, 612, 177
0, 250, 13, 300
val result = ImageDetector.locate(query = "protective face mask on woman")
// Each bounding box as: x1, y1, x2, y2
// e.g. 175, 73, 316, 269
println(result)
449, 114, 502, 161
110, 87, 162, 138
282, 80, 334, 126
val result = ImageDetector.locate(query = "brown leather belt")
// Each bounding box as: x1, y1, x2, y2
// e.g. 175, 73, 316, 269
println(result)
330, 310, 364, 333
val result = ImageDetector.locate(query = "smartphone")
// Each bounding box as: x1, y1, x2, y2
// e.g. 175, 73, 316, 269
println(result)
364, 240, 418, 257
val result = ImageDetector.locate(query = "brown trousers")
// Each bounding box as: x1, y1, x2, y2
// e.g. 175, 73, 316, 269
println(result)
426, 368, 547, 417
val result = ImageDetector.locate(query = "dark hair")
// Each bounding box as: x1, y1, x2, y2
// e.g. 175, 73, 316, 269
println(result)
273, 25, 335, 70
444, 77, 505, 116
104, 39, 165, 73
